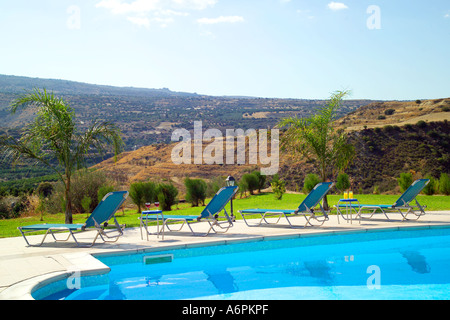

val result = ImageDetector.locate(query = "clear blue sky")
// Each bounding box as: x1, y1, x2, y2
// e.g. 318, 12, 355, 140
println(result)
0, 0, 449, 100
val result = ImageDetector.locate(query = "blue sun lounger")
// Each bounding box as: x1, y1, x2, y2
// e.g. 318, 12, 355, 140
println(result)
18, 191, 129, 247
336, 179, 430, 222
140, 185, 238, 237
239, 182, 334, 228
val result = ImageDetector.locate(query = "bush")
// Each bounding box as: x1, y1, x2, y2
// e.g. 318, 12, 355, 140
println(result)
157, 183, 178, 211
397, 172, 413, 193
142, 181, 157, 204
81, 196, 92, 214
97, 185, 115, 203
416, 120, 427, 128
0, 195, 29, 218
252, 171, 267, 192
241, 173, 259, 195
373, 185, 380, 195
384, 109, 395, 115
439, 173, 450, 195
271, 175, 286, 200
377, 115, 386, 120
303, 174, 321, 194
336, 173, 351, 192
206, 176, 226, 197
36, 182, 54, 198
422, 175, 436, 195
184, 177, 207, 207
0, 198, 11, 219
129, 182, 146, 213
68, 170, 109, 213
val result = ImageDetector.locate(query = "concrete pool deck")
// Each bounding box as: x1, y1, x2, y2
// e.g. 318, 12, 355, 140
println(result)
1, 211, 450, 299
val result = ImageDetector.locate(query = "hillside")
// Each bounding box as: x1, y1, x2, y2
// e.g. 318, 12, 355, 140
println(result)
0, 74, 373, 150
0, 74, 372, 187
94, 98, 450, 195
336, 98, 450, 130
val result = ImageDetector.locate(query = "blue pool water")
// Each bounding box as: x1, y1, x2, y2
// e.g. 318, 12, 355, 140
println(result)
34, 227, 450, 300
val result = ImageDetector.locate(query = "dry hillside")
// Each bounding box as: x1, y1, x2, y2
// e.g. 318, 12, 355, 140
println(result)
336, 98, 450, 130
94, 98, 450, 193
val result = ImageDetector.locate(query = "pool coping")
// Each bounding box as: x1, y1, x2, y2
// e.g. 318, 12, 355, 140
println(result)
4, 222, 450, 300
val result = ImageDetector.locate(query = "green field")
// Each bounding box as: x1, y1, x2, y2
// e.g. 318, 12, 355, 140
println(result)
1, 193, 449, 238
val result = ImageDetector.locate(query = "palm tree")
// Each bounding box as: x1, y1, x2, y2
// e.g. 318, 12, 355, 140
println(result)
277, 90, 355, 210
0, 89, 123, 224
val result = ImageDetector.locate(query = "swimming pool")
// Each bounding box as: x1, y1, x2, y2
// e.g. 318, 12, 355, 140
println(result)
33, 227, 450, 300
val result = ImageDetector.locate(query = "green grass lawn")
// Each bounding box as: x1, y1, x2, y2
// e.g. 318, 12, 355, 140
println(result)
1, 193, 449, 239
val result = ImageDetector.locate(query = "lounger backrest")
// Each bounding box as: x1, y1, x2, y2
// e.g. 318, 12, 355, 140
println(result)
298, 182, 334, 212
393, 179, 429, 207
200, 185, 238, 219
84, 191, 129, 228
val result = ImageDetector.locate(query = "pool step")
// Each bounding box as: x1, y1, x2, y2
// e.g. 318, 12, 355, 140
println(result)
143, 254, 174, 265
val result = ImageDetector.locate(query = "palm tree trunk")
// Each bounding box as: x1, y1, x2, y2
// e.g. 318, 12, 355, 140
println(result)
64, 174, 73, 224
321, 163, 330, 211
322, 195, 329, 211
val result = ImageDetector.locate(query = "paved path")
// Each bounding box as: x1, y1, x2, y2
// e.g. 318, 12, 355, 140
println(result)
1, 211, 449, 299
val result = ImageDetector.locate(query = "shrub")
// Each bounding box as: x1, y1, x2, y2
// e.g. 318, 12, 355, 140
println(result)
336, 173, 351, 192
46, 183, 66, 214
384, 109, 395, 115
416, 120, 427, 128
397, 172, 413, 193
184, 177, 207, 207
241, 173, 259, 195
129, 182, 146, 213
377, 115, 386, 120
422, 175, 436, 195
252, 171, 267, 192
81, 196, 92, 214
68, 170, 109, 213
97, 185, 115, 203
303, 174, 321, 194
373, 185, 380, 195
0, 198, 11, 219
439, 173, 450, 195
271, 176, 286, 200
142, 181, 157, 204
157, 183, 178, 211
36, 182, 54, 198
206, 176, 226, 197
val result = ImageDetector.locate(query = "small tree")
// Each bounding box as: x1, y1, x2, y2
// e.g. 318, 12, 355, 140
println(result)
303, 174, 321, 194
36, 182, 54, 198
98, 185, 115, 203
422, 175, 436, 195
184, 177, 207, 207
252, 171, 266, 193
129, 182, 146, 213
241, 173, 259, 195
397, 172, 413, 193
142, 181, 157, 204
336, 173, 351, 193
439, 173, 450, 195
278, 90, 355, 210
157, 183, 178, 211
81, 196, 92, 216
271, 175, 286, 200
